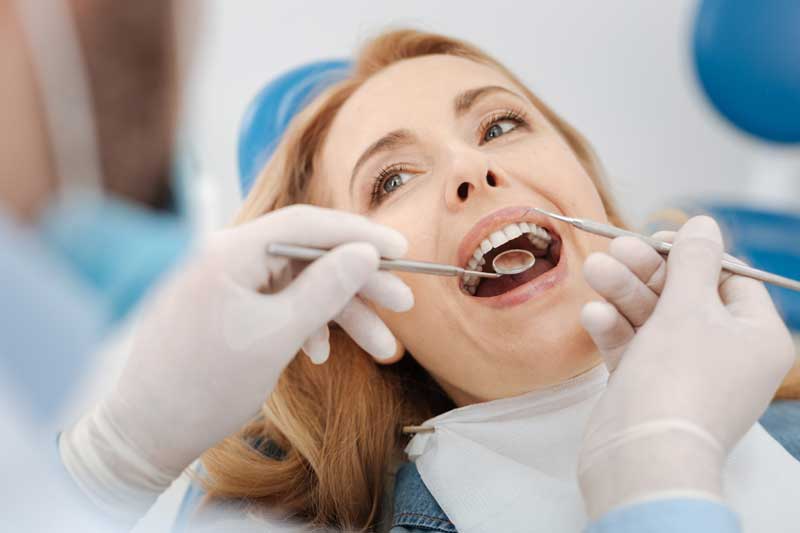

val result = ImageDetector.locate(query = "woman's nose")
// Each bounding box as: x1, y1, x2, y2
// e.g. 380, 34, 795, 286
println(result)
457, 171, 498, 199
444, 153, 501, 210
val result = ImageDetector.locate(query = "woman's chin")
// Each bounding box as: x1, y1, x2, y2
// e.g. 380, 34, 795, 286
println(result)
479, 300, 601, 389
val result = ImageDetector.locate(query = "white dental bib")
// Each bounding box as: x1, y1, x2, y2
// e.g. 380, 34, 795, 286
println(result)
405, 364, 800, 533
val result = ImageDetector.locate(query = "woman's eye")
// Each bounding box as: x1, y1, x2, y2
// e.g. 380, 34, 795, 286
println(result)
483, 119, 519, 142
370, 166, 418, 206
383, 175, 400, 193
375, 170, 416, 201
382, 171, 414, 194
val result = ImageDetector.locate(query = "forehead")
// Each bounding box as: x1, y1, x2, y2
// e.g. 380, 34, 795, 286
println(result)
320, 55, 521, 177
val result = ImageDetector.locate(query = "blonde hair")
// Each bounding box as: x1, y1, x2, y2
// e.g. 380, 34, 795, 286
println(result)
201, 29, 625, 530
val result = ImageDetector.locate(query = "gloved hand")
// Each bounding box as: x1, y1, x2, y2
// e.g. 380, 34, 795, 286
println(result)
577, 216, 795, 519
59, 205, 413, 521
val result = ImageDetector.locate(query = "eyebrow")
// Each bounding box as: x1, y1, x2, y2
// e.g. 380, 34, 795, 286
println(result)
454, 85, 527, 117
349, 129, 417, 193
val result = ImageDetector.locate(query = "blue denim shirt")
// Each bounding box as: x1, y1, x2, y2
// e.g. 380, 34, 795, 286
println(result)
388, 400, 800, 532
174, 401, 800, 532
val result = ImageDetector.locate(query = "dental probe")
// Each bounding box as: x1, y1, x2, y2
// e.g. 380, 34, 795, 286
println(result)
530, 207, 800, 293
267, 243, 502, 279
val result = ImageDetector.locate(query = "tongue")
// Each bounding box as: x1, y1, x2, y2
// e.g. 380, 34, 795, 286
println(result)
475, 256, 555, 297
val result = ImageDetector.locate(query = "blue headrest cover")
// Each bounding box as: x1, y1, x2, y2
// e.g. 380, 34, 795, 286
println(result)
237, 60, 352, 196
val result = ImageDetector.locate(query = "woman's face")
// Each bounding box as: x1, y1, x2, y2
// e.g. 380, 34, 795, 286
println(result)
318, 55, 609, 404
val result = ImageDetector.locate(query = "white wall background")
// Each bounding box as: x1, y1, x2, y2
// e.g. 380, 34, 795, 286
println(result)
178, 0, 800, 230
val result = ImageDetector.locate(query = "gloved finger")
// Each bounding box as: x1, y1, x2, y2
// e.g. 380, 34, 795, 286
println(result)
260, 204, 407, 257
359, 271, 414, 312
302, 325, 331, 365
335, 297, 397, 361
650, 230, 676, 244
277, 242, 379, 343
583, 252, 658, 328
661, 216, 724, 307
608, 236, 668, 296
652, 230, 748, 290
580, 301, 634, 372
651, 231, 739, 289
225, 205, 407, 290
717, 254, 776, 319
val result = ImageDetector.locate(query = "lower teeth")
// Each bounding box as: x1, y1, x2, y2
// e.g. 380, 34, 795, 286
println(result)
462, 236, 556, 296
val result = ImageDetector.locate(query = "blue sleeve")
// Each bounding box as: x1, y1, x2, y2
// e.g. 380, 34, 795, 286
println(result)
585, 498, 740, 533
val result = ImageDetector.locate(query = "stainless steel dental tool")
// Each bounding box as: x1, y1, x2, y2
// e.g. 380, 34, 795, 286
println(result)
267, 243, 502, 279
529, 207, 800, 292
492, 248, 536, 275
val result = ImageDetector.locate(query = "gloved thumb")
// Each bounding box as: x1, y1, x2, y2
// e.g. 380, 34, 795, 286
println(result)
580, 300, 634, 372
278, 242, 380, 339
661, 216, 724, 308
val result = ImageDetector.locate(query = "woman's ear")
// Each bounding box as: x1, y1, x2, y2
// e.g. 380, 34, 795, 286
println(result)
376, 336, 406, 365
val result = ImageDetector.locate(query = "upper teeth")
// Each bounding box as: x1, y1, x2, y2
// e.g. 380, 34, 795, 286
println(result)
463, 222, 551, 293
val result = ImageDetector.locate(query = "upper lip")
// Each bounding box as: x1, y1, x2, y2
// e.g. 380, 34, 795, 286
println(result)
456, 205, 562, 269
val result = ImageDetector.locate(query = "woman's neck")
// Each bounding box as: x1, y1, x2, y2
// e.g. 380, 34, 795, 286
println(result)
436, 353, 604, 407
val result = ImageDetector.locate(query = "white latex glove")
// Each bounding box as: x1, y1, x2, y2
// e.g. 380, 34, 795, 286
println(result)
577, 216, 795, 519
59, 205, 413, 522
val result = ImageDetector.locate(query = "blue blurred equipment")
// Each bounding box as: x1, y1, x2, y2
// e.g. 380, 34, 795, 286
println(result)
18, 0, 190, 326
237, 59, 351, 196
693, 0, 800, 143
0, 211, 104, 418
39, 197, 190, 323
690, 1, 800, 331
2, 0, 190, 419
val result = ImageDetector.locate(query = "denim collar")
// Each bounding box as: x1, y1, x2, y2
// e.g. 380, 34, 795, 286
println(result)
391, 461, 456, 532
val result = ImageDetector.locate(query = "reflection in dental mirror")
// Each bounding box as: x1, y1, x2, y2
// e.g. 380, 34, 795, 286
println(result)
492, 248, 536, 275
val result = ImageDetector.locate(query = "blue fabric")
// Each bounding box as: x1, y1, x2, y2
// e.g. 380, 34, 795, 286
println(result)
39, 195, 190, 324
391, 462, 455, 532
173, 463, 206, 533
237, 60, 351, 196
759, 400, 800, 460
0, 212, 104, 419
584, 498, 740, 533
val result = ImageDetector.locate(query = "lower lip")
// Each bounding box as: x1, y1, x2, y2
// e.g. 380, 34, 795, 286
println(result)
463, 247, 569, 308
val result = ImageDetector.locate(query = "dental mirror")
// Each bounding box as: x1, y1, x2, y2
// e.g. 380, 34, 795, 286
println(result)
492, 248, 536, 275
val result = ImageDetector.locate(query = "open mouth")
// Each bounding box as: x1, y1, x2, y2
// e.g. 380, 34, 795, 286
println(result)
460, 218, 563, 298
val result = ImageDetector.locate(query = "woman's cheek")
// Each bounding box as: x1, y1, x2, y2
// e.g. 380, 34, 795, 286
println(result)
583, 178, 610, 221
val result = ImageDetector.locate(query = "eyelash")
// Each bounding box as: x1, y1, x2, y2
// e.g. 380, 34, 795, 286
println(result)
368, 108, 531, 206
370, 163, 413, 206
478, 108, 529, 144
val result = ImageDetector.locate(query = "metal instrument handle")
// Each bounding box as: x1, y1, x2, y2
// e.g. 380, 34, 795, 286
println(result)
266, 243, 500, 279
576, 220, 800, 292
